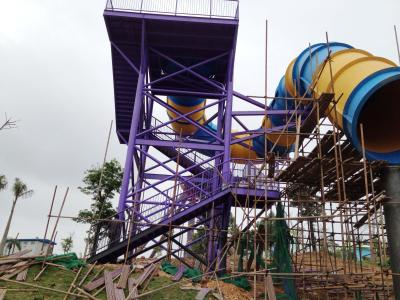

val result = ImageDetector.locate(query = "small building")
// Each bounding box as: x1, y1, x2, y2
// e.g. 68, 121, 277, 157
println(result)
5, 238, 56, 256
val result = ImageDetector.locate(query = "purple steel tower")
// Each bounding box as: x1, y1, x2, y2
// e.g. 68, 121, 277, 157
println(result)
89, 0, 280, 268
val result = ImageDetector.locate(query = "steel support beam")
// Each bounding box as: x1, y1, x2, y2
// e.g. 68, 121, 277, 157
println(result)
383, 166, 400, 300
118, 20, 147, 219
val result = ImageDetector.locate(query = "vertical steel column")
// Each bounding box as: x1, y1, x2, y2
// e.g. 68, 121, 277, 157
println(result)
131, 90, 153, 237
221, 57, 234, 182
383, 166, 400, 299
118, 21, 147, 220
206, 97, 227, 268
216, 194, 232, 273
215, 28, 238, 271
206, 27, 237, 269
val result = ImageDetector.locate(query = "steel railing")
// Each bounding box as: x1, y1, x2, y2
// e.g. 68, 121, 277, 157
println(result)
92, 166, 225, 255
105, 0, 239, 19
90, 158, 282, 256
231, 160, 280, 191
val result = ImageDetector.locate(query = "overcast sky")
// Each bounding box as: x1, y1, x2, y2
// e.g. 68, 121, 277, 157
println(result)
0, 0, 399, 254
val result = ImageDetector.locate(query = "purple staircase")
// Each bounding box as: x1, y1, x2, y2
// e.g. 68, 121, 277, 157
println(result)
89, 169, 230, 263
88, 0, 281, 269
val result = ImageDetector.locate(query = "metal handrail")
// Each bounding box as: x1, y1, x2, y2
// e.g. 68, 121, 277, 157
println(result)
105, 0, 239, 19
93, 166, 225, 254
91, 157, 282, 255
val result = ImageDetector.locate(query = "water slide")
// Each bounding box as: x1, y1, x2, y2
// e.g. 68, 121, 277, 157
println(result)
166, 42, 400, 164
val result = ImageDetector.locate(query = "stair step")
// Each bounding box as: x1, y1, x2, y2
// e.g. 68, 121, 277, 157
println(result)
87, 188, 230, 263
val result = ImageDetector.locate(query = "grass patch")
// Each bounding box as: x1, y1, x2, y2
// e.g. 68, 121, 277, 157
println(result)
141, 276, 199, 300
0, 265, 214, 300
0, 264, 108, 300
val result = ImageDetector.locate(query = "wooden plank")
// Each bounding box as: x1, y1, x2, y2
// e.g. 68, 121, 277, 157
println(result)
172, 264, 185, 282
266, 273, 276, 300
0, 289, 5, 300
5, 249, 31, 259
128, 277, 136, 291
84, 267, 122, 292
125, 264, 156, 300
212, 293, 224, 300
134, 266, 150, 288
89, 265, 105, 283
4, 261, 28, 274
0, 264, 13, 274
1, 261, 30, 280
0, 259, 18, 266
140, 266, 157, 291
2, 267, 28, 280
195, 288, 211, 300
92, 272, 122, 297
127, 278, 138, 300
114, 283, 126, 300
16, 268, 28, 281
104, 270, 116, 300
136, 264, 155, 287
116, 264, 130, 289
77, 262, 97, 288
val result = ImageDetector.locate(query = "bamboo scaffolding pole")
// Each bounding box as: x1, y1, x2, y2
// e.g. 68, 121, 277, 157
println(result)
395, 25, 400, 65
41, 186, 57, 252
0, 277, 88, 298
68, 79, 394, 298
167, 129, 182, 261
85, 120, 113, 259
40, 187, 69, 272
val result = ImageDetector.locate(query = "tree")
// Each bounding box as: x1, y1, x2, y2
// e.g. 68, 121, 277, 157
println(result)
0, 175, 7, 191
5, 239, 21, 255
191, 226, 207, 260
0, 115, 17, 131
75, 159, 123, 256
61, 234, 74, 254
0, 178, 33, 255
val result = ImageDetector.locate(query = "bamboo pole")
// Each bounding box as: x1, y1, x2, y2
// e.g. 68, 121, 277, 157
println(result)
0, 277, 87, 298
72, 285, 100, 300
63, 267, 82, 300
85, 120, 113, 259
41, 185, 57, 252
40, 187, 69, 270
167, 129, 182, 261
395, 25, 400, 64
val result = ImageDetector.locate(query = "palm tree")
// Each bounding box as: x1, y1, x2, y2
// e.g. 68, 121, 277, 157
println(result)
0, 175, 7, 191
0, 178, 33, 255
5, 239, 21, 255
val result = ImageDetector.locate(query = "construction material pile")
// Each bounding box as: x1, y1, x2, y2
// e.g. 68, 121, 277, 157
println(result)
0, 251, 258, 300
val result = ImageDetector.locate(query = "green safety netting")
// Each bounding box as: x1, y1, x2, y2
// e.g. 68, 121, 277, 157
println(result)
270, 202, 297, 300
161, 261, 202, 282
235, 203, 297, 298
35, 253, 86, 270
355, 291, 363, 300
161, 261, 251, 290
220, 274, 251, 291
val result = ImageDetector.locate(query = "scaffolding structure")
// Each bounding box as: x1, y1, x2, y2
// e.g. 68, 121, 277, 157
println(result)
83, 1, 397, 298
